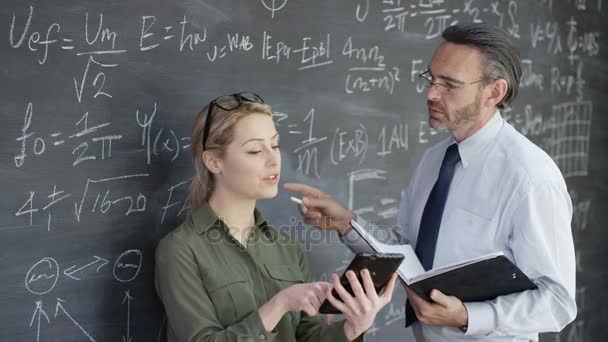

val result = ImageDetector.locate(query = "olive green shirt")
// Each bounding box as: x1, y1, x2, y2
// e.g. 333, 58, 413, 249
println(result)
155, 203, 359, 342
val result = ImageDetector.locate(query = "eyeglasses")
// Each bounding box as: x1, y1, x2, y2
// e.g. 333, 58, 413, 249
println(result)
418, 70, 488, 95
201, 91, 265, 150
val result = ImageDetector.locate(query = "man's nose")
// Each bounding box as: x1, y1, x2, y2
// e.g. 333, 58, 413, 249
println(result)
425, 83, 441, 101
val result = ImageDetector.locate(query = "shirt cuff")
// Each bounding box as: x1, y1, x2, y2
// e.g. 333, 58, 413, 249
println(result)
343, 217, 372, 244
246, 310, 279, 341
462, 302, 496, 336
344, 224, 361, 241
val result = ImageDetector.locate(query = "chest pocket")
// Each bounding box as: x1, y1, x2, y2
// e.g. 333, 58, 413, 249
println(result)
264, 264, 305, 324
265, 264, 305, 286
443, 208, 500, 258
204, 272, 254, 326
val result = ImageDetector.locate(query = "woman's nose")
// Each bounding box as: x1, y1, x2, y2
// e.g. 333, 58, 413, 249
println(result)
266, 148, 279, 165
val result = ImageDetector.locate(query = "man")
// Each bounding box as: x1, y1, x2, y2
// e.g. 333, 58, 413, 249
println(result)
285, 23, 576, 341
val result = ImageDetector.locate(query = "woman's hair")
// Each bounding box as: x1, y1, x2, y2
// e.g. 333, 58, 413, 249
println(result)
188, 100, 273, 209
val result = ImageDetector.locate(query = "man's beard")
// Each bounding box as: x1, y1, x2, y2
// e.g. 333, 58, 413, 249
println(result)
428, 91, 482, 131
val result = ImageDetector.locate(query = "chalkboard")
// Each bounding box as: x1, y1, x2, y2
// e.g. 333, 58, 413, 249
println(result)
1, 1, 606, 341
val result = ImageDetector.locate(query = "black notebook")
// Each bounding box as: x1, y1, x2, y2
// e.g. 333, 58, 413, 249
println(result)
350, 220, 537, 301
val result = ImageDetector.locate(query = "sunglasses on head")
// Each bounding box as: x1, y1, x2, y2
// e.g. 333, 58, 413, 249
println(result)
201, 91, 265, 150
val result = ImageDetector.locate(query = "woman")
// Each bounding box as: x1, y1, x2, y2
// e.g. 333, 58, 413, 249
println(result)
155, 92, 397, 342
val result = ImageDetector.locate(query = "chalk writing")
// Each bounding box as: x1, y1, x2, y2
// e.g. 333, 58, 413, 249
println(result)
14, 104, 123, 168
262, 32, 333, 70
25, 257, 59, 295
330, 124, 368, 165
548, 101, 592, 178
260, 0, 289, 19
113, 250, 143, 283
343, 37, 401, 95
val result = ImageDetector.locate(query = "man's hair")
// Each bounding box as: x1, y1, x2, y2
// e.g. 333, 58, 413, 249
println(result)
442, 23, 522, 109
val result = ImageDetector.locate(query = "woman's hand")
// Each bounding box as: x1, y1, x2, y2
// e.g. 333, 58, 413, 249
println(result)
326, 269, 398, 340
260, 281, 332, 332
276, 281, 333, 316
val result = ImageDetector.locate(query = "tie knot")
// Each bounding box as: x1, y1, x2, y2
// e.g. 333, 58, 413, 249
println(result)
444, 143, 461, 166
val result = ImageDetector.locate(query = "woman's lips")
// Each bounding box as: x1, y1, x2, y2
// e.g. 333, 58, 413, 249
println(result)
263, 173, 279, 185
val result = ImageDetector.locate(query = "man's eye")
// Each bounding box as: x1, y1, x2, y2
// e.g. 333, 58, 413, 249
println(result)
272, 145, 280, 149
247, 151, 261, 154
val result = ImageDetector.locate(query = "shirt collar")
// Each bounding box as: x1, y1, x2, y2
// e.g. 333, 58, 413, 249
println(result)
454, 111, 504, 168
192, 202, 268, 235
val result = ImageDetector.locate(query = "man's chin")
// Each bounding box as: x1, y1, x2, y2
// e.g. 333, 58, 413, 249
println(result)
429, 117, 448, 130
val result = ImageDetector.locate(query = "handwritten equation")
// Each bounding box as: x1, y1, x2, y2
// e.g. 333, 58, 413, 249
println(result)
3, 1, 603, 342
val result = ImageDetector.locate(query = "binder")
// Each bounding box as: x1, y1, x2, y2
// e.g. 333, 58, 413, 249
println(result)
349, 220, 537, 301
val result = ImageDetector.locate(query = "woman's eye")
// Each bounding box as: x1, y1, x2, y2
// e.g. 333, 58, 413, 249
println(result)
272, 145, 280, 149
247, 151, 261, 155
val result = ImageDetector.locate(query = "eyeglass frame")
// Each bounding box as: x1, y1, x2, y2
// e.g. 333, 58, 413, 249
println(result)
418, 69, 492, 94
201, 91, 265, 150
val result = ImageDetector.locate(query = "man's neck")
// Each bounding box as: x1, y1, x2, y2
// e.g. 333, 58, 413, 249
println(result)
451, 109, 496, 143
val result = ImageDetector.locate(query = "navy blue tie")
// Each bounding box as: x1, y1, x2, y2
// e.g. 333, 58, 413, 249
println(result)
406, 143, 461, 327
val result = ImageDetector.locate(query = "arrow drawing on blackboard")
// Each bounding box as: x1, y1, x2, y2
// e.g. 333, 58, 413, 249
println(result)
63, 256, 109, 280
29, 301, 50, 342
122, 290, 134, 342
54, 298, 96, 342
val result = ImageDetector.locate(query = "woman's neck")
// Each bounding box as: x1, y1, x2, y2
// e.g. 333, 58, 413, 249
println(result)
207, 190, 256, 242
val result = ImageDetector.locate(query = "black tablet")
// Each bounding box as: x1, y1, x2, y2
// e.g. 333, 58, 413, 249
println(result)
319, 252, 404, 314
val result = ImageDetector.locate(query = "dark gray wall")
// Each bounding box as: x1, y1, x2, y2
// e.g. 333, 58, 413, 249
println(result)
1, 1, 606, 341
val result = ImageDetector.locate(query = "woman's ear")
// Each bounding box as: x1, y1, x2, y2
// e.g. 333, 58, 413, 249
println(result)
485, 78, 508, 108
202, 150, 223, 175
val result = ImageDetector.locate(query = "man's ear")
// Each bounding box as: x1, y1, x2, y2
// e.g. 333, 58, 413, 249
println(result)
486, 78, 508, 108
202, 150, 223, 175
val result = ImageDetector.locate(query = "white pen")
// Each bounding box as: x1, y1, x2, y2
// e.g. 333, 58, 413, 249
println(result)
290, 196, 303, 205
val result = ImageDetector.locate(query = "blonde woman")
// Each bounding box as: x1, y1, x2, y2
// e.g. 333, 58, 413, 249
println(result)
155, 92, 397, 342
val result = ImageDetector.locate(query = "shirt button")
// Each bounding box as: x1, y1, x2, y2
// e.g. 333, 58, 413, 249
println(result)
259, 334, 266, 340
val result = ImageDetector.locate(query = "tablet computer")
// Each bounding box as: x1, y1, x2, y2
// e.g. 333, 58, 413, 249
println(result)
319, 252, 404, 314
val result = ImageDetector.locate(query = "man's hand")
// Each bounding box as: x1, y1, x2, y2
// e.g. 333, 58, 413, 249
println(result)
283, 182, 355, 235
405, 286, 468, 327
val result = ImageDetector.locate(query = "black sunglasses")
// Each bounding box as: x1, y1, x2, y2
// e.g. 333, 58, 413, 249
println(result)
201, 91, 265, 150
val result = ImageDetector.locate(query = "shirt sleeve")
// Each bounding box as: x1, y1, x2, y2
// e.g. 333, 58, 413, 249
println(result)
464, 181, 577, 336
340, 217, 378, 255
339, 172, 413, 253
293, 245, 364, 342
155, 235, 277, 342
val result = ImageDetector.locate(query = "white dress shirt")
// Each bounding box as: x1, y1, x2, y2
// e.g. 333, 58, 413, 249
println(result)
343, 112, 577, 341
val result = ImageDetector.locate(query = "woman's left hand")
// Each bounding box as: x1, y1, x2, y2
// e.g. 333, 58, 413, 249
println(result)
326, 269, 398, 341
